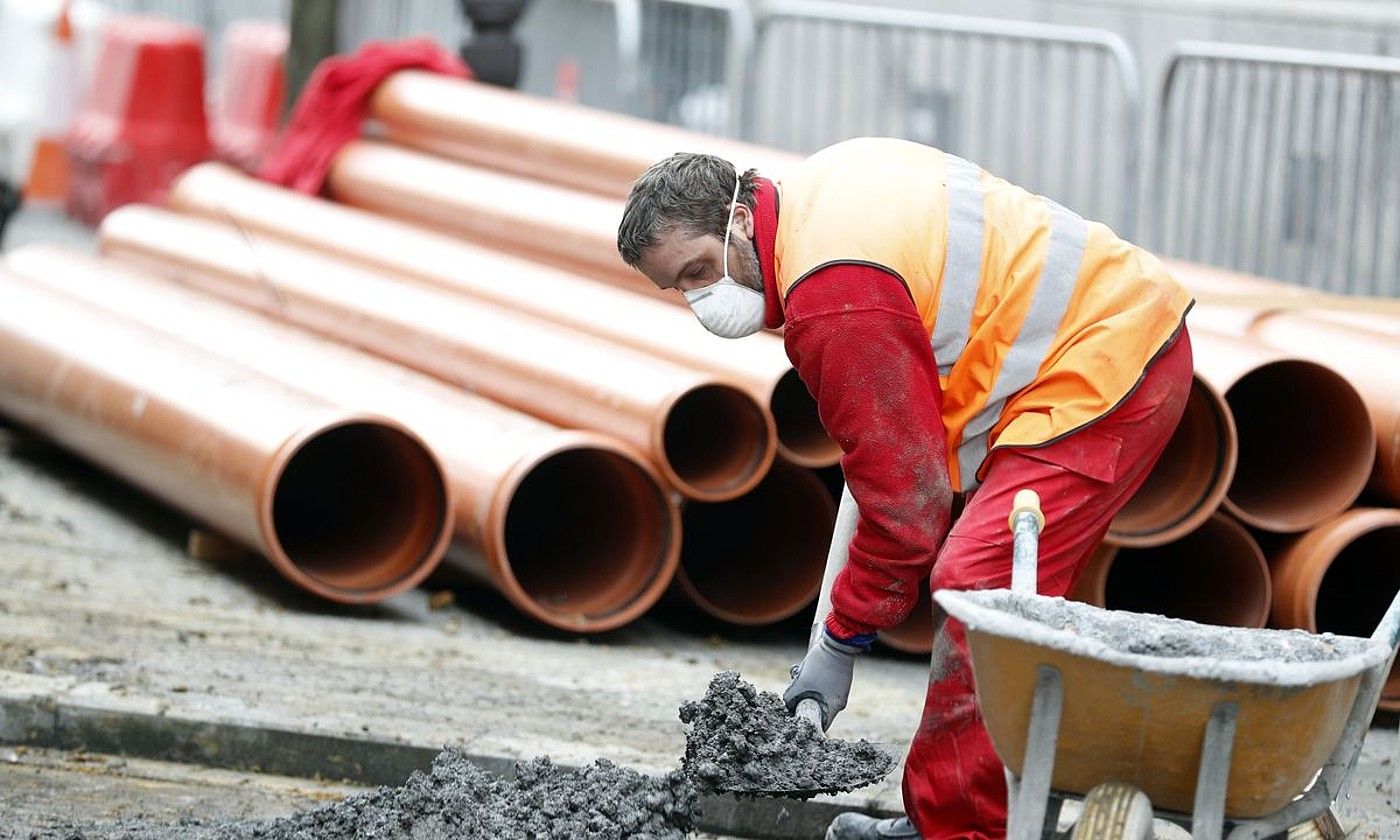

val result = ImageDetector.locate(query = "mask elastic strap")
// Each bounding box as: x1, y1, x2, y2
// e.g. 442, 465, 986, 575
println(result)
721, 174, 740, 280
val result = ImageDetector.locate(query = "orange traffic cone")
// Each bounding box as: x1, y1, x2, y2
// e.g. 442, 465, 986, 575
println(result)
24, 2, 75, 204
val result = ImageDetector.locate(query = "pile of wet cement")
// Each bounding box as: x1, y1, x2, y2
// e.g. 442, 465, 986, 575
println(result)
680, 671, 894, 797
31, 673, 896, 838
27, 751, 697, 840
239, 751, 695, 840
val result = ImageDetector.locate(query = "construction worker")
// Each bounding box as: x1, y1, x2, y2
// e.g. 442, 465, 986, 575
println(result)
617, 138, 1193, 840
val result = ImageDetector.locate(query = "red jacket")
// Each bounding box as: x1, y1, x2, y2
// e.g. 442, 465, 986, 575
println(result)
751, 178, 952, 640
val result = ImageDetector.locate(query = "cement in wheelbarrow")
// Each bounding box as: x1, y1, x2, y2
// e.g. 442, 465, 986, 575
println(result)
935, 592, 1389, 818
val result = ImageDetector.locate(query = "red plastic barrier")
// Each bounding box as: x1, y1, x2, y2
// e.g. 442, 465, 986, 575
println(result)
212, 20, 288, 170
65, 16, 210, 223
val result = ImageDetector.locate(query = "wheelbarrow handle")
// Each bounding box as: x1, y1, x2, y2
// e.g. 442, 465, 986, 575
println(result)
1009, 489, 1043, 597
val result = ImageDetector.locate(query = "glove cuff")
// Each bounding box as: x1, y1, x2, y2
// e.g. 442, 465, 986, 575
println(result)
824, 614, 877, 651
823, 626, 875, 653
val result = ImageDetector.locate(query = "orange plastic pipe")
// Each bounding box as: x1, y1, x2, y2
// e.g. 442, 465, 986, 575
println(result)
1069, 515, 1271, 628
1167, 259, 1400, 337
1244, 313, 1400, 505
0, 270, 452, 604
1269, 508, 1400, 710
5, 246, 680, 632
1188, 328, 1374, 532
98, 206, 775, 502
167, 163, 839, 468
1106, 372, 1237, 547
328, 140, 657, 299
368, 71, 801, 199
675, 461, 834, 625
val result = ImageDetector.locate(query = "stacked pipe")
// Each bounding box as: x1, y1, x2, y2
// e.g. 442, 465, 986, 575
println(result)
329, 75, 1400, 669
3, 246, 679, 632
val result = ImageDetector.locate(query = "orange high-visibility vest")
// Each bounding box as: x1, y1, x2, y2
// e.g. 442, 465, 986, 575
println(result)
775, 138, 1192, 491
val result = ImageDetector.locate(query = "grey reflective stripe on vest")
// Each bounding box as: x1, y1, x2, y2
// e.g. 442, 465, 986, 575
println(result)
956, 198, 1088, 490
932, 155, 985, 377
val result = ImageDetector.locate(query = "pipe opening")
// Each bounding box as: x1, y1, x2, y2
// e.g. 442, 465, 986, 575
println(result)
1103, 516, 1270, 628
503, 448, 673, 626
1226, 361, 1374, 531
677, 462, 832, 624
1313, 524, 1400, 700
771, 369, 841, 467
271, 422, 449, 598
662, 383, 773, 500
1110, 376, 1235, 546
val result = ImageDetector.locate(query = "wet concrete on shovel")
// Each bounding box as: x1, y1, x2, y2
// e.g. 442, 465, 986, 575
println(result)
682, 672, 893, 798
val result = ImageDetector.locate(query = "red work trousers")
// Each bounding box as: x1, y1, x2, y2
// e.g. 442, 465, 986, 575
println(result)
903, 328, 1194, 840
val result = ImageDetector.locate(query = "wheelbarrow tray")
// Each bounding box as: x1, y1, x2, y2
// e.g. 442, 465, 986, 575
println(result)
934, 590, 1390, 818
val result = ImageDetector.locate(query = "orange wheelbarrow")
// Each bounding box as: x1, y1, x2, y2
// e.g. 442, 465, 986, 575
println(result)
934, 490, 1398, 840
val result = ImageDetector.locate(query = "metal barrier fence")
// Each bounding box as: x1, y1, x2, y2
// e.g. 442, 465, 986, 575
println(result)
744, 0, 1142, 236
1151, 41, 1400, 297
143, 1, 1389, 297
335, 0, 467, 54
610, 0, 752, 136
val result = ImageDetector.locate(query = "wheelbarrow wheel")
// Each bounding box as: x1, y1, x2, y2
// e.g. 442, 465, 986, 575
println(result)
1070, 783, 1154, 840
1286, 807, 1345, 840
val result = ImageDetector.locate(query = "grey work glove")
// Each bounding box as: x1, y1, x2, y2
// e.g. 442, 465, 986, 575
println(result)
783, 630, 866, 731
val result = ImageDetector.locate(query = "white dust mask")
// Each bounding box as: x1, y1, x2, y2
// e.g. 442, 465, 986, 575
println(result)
683, 177, 765, 339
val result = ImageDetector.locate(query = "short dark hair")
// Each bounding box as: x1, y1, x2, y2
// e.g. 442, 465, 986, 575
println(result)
617, 153, 758, 266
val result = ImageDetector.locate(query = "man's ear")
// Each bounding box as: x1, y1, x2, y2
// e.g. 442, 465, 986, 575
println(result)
732, 202, 756, 239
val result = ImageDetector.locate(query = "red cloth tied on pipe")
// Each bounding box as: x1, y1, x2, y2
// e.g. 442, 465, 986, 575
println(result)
259, 38, 470, 193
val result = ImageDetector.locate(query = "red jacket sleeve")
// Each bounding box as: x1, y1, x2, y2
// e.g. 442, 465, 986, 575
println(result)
784, 264, 953, 639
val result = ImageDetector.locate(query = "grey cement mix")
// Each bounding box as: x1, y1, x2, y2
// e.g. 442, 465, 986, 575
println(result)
681, 672, 894, 798
238, 751, 697, 840
994, 594, 1374, 663
23, 751, 698, 840
22, 673, 896, 839
936, 591, 1390, 689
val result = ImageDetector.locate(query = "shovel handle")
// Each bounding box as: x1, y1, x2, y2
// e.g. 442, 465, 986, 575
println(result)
1008, 488, 1044, 532
796, 698, 825, 734
1009, 489, 1043, 597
